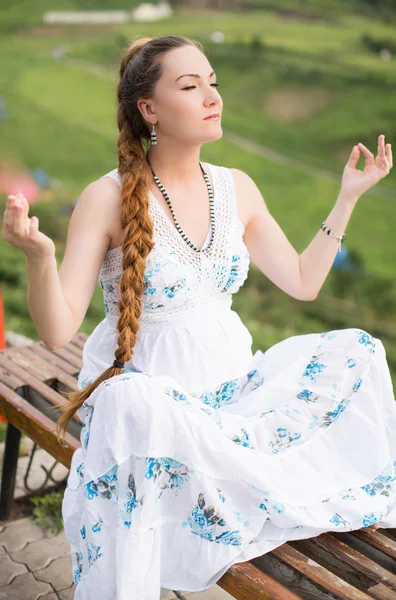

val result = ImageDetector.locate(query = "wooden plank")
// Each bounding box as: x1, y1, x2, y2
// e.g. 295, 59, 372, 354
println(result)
350, 530, 396, 562
4, 346, 57, 381
68, 339, 85, 355
271, 543, 374, 600
217, 560, 304, 600
309, 533, 396, 591
387, 529, 396, 539
32, 342, 81, 375
376, 529, 396, 543
20, 347, 79, 391
323, 531, 395, 576
252, 549, 350, 600
366, 582, 396, 600
63, 339, 84, 358
51, 346, 82, 368
0, 360, 26, 390
291, 531, 395, 598
0, 354, 81, 426
0, 382, 79, 468
75, 332, 89, 346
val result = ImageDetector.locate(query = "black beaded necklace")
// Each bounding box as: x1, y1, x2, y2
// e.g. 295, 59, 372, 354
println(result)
146, 157, 215, 253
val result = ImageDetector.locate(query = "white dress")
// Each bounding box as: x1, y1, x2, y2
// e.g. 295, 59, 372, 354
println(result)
62, 162, 396, 600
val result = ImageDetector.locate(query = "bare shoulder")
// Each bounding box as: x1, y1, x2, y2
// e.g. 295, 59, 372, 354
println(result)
56, 174, 122, 346
82, 174, 122, 249
61, 174, 122, 264
228, 167, 267, 229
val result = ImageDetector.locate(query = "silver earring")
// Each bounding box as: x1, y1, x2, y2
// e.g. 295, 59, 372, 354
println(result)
151, 123, 157, 145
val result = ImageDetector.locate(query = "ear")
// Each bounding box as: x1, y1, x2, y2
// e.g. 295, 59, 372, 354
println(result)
138, 98, 156, 121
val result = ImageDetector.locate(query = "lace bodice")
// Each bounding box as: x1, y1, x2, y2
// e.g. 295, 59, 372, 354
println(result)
98, 162, 250, 330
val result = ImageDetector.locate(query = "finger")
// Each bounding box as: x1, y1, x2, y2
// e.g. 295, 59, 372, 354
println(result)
4, 198, 15, 227
377, 134, 385, 159
29, 216, 39, 238
6, 195, 16, 212
3, 211, 13, 229
346, 145, 360, 168
13, 202, 25, 237
16, 192, 29, 215
357, 142, 375, 165
386, 143, 393, 168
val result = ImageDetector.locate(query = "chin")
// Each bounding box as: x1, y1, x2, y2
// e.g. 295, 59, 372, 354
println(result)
205, 128, 223, 142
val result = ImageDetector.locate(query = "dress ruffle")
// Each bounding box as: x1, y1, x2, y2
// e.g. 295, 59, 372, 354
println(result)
62, 327, 396, 600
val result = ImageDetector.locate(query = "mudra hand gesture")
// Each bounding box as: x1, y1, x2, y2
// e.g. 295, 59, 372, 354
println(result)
2, 192, 56, 259
341, 134, 393, 202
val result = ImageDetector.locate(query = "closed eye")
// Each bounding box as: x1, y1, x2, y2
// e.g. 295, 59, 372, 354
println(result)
182, 84, 220, 90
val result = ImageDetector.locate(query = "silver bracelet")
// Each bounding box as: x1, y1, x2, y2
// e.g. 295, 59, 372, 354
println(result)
320, 221, 346, 253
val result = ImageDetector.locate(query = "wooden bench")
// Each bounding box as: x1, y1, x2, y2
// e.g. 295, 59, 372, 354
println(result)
1, 334, 396, 600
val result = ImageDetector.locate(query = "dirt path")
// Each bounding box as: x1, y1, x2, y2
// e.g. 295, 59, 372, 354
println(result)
223, 130, 394, 200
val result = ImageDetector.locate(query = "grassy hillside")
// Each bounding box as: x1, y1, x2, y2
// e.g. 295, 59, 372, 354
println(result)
229, 0, 396, 20
0, 2, 395, 388
1, 6, 394, 269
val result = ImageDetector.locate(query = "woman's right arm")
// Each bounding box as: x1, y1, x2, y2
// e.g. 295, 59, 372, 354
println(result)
3, 177, 122, 350
26, 252, 76, 350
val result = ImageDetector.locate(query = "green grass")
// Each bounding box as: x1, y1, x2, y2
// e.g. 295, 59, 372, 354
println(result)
30, 487, 66, 534
0, 7, 394, 272
0, 3, 395, 385
64, 9, 396, 187
1, 0, 391, 31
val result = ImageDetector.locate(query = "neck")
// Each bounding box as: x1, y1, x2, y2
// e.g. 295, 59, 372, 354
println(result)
146, 143, 203, 184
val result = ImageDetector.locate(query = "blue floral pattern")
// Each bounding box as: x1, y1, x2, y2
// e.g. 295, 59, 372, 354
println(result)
98, 238, 250, 318
65, 333, 396, 595
61, 166, 396, 595
185, 492, 243, 545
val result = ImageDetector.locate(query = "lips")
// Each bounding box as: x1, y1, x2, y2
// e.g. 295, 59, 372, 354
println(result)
204, 113, 220, 120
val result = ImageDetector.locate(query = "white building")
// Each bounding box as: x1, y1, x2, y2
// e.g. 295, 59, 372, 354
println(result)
43, 3, 173, 25
43, 11, 130, 24
132, 2, 173, 21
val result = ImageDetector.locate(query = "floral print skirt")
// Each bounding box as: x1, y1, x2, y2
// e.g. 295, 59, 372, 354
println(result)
62, 327, 396, 599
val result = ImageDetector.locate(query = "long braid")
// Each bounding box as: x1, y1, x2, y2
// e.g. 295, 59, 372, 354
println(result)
54, 35, 203, 445
114, 112, 155, 368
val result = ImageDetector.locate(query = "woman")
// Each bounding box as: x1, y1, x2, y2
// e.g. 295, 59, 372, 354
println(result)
2, 35, 394, 600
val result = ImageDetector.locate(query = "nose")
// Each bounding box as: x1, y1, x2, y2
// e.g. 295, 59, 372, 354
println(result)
205, 89, 221, 107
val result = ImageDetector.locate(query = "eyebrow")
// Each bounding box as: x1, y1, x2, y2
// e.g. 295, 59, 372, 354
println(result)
175, 71, 216, 82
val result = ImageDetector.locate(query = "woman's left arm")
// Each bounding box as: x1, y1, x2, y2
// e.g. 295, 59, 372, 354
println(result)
236, 135, 392, 301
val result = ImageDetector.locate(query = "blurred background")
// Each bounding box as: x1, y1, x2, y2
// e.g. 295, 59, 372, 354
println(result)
0, 0, 395, 394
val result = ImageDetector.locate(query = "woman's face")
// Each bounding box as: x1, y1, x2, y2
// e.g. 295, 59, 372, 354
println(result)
140, 45, 223, 144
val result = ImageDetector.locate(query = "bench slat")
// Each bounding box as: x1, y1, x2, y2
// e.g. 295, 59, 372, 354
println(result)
351, 530, 396, 560
20, 346, 79, 391
0, 360, 26, 390
271, 542, 375, 600
63, 339, 86, 358
51, 345, 82, 368
6, 347, 77, 391
218, 560, 304, 600
291, 532, 395, 596
33, 342, 82, 375
0, 353, 81, 422
75, 332, 89, 346
0, 381, 79, 466
366, 582, 396, 600
310, 533, 396, 590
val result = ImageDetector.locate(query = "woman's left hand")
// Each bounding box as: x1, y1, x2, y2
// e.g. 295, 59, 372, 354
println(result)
340, 134, 392, 202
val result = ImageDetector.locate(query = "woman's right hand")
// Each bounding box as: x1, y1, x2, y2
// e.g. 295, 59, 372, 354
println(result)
2, 192, 56, 259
